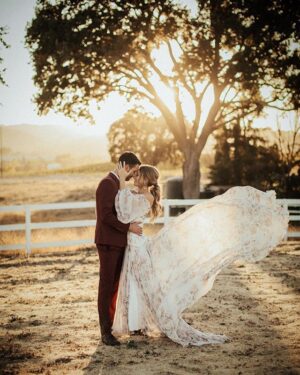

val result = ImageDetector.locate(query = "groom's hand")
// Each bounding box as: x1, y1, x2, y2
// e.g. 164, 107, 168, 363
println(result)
117, 161, 130, 181
129, 222, 143, 236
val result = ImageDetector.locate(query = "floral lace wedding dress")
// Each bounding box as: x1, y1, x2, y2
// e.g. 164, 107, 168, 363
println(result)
112, 186, 289, 347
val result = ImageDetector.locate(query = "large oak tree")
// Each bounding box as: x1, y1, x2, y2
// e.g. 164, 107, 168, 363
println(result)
26, 0, 299, 197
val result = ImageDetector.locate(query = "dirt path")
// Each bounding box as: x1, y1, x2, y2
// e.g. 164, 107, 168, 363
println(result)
0, 242, 299, 375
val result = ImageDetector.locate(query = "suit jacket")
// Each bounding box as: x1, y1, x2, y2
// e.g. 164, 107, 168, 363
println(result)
94, 172, 130, 247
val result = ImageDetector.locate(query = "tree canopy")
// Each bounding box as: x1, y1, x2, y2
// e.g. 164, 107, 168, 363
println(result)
26, 0, 300, 197
209, 120, 282, 189
210, 115, 300, 196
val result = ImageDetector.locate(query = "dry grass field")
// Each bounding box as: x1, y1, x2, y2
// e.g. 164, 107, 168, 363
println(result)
0, 174, 299, 374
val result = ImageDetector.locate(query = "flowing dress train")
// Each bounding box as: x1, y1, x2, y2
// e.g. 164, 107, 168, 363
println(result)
112, 186, 289, 347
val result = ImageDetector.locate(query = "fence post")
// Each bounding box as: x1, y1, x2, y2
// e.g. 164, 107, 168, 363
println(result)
283, 199, 289, 241
25, 206, 31, 256
163, 200, 169, 224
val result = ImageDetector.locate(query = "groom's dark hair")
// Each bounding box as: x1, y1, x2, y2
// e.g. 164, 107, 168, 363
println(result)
118, 151, 141, 167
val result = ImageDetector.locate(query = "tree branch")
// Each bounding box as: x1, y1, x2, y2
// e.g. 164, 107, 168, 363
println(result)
150, 95, 185, 148
174, 86, 187, 142
166, 40, 196, 99
116, 84, 154, 101
142, 51, 172, 87
195, 94, 222, 154
266, 103, 295, 111
217, 107, 263, 128
132, 65, 187, 146
190, 81, 211, 142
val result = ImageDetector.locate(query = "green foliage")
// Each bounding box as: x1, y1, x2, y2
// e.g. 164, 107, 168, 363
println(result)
0, 26, 9, 86
108, 110, 183, 166
209, 120, 300, 196
210, 120, 280, 188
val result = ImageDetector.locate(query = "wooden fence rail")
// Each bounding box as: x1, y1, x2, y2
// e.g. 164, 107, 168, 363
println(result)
0, 199, 299, 255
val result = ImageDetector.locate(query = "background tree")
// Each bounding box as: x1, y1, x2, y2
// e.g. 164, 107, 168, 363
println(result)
0, 26, 9, 176
108, 109, 182, 166
26, 0, 299, 197
0, 26, 9, 86
275, 111, 300, 196
209, 119, 282, 190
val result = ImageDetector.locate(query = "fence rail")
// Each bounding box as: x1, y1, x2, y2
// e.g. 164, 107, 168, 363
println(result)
0, 199, 299, 255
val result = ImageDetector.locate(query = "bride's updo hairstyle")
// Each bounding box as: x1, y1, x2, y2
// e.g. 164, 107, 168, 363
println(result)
139, 164, 162, 219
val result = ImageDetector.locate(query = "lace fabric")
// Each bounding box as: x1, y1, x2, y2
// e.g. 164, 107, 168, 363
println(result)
112, 186, 289, 346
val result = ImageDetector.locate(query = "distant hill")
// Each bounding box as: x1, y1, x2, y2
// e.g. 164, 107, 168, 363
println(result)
1, 124, 110, 170
0, 123, 297, 175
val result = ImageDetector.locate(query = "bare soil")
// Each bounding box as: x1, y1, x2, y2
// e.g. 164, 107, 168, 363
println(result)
0, 242, 299, 375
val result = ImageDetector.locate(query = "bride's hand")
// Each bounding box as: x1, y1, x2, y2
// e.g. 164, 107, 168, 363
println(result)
117, 161, 130, 181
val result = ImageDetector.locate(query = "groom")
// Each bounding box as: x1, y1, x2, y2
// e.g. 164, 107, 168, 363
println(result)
95, 151, 142, 346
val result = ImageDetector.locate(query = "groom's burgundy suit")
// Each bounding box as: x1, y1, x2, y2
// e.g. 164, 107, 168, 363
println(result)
95, 172, 130, 336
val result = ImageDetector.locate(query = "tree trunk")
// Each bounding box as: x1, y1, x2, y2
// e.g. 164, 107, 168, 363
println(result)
182, 150, 201, 198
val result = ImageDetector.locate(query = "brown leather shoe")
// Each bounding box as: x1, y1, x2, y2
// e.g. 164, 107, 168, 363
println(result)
101, 333, 121, 346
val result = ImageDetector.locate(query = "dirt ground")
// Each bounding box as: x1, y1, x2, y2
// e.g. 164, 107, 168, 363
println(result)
0, 241, 299, 375
0, 174, 299, 374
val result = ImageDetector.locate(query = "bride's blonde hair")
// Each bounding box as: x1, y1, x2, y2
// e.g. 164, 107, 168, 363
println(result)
139, 164, 162, 219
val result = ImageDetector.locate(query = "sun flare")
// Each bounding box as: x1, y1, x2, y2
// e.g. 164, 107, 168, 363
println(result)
140, 41, 215, 127
89, 41, 216, 133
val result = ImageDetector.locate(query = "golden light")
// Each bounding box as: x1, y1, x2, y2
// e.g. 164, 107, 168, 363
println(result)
143, 41, 215, 128
89, 40, 216, 134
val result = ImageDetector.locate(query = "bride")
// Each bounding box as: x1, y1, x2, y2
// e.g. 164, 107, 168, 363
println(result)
112, 163, 289, 347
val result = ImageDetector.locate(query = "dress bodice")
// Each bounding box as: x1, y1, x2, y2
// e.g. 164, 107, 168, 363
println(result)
115, 188, 151, 247
115, 188, 151, 223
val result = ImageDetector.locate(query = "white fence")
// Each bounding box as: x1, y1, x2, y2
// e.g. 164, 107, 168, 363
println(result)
0, 199, 299, 255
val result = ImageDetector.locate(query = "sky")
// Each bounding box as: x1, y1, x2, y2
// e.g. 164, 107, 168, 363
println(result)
0, 0, 132, 136
0, 0, 296, 136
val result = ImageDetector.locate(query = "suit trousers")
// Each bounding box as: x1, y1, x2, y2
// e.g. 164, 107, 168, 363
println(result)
97, 244, 125, 335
